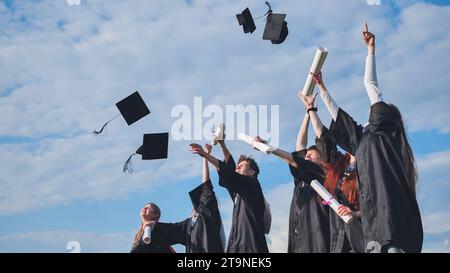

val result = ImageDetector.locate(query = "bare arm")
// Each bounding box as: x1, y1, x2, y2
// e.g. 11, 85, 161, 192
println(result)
272, 149, 298, 168
253, 136, 298, 168
309, 111, 324, 139
298, 92, 324, 138
190, 143, 220, 170
202, 144, 212, 183
296, 113, 310, 151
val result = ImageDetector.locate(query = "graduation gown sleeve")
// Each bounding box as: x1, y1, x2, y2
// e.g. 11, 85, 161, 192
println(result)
130, 225, 176, 253
329, 108, 364, 156
189, 179, 220, 224
221, 156, 237, 201
218, 158, 261, 200
188, 180, 225, 253
154, 219, 190, 246
315, 126, 338, 164
288, 150, 324, 184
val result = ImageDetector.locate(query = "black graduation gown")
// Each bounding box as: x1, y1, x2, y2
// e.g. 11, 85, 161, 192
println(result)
329, 102, 423, 253
130, 226, 174, 253
328, 192, 365, 253
218, 156, 269, 253
154, 180, 225, 253
287, 149, 330, 253
317, 127, 365, 253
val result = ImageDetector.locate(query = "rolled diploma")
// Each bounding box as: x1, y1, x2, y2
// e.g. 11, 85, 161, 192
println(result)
211, 123, 225, 145
143, 225, 152, 244
310, 179, 353, 224
302, 47, 328, 96
238, 133, 276, 154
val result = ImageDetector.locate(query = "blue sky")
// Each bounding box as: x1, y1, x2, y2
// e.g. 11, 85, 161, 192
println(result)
0, 0, 449, 253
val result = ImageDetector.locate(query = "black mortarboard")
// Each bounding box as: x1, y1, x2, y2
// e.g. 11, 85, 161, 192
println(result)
236, 8, 256, 34
123, 133, 169, 173
115, 91, 150, 126
262, 13, 288, 44
93, 91, 150, 135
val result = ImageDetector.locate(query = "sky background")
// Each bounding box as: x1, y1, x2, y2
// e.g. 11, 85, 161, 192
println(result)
0, 0, 449, 253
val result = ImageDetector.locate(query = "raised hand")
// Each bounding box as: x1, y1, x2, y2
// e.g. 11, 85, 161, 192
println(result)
363, 22, 375, 48
190, 143, 207, 157
310, 70, 324, 85
204, 143, 212, 154
297, 92, 318, 110
254, 136, 268, 144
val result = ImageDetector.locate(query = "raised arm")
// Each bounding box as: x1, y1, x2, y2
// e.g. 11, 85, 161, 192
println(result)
313, 72, 340, 121
296, 113, 310, 151
298, 92, 324, 139
190, 143, 220, 170
218, 140, 232, 164
363, 22, 382, 105
251, 136, 298, 169
202, 144, 212, 183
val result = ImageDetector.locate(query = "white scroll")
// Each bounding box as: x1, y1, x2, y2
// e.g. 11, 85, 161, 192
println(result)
238, 133, 277, 154
310, 179, 353, 224
302, 47, 328, 96
211, 123, 225, 146
143, 225, 152, 244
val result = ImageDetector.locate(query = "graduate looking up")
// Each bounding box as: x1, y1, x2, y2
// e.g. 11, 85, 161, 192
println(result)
315, 23, 423, 253
149, 144, 225, 253
130, 203, 175, 253
190, 136, 269, 253
253, 106, 330, 253
298, 92, 364, 253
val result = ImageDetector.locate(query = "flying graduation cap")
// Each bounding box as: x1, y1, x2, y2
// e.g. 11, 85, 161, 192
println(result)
236, 7, 256, 33
123, 132, 169, 173
236, 2, 288, 45
93, 91, 151, 135
262, 2, 288, 44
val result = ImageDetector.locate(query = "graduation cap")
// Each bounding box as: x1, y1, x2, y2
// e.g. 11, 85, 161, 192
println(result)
123, 133, 169, 173
261, 2, 288, 44
93, 91, 150, 135
236, 8, 256, 33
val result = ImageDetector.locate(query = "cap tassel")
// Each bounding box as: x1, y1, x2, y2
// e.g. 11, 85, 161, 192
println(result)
254, 1, 272, 20
92, 114, 120, 136
123, 153, 137, 173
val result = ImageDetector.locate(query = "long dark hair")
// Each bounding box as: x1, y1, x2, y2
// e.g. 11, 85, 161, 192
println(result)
388, 104, 418, 195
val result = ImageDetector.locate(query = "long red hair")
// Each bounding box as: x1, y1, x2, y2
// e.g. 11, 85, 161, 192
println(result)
323, 153, 360, 210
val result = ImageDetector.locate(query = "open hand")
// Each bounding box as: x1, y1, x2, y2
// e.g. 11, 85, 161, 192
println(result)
190, 143, 207, 157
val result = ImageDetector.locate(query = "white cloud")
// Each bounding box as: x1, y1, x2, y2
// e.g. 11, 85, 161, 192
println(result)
265, 182, 293, 253
422, 213, 450, 235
